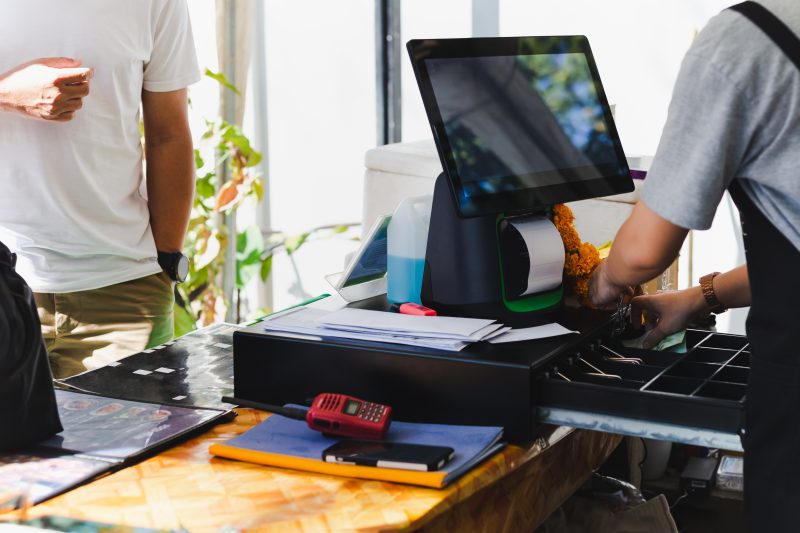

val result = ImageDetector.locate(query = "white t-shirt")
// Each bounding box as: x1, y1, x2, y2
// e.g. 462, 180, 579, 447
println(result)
0, 0, 200, 292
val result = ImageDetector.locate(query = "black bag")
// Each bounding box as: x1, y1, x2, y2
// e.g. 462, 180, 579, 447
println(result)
0, 240, 62, 451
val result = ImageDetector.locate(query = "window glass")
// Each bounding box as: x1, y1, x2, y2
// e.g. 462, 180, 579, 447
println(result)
265, 0, 377, 234
261, 1, 376, 310
499, 0, 736, 156
401, 0, 471, 142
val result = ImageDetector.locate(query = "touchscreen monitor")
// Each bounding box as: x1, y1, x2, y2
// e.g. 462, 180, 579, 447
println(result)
408, 36, 633, 217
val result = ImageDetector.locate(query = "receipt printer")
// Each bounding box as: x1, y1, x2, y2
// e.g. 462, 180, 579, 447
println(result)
421, 175, 567, 326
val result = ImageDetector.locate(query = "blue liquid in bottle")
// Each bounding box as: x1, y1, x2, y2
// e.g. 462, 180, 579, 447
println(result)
387, 255, 425, 305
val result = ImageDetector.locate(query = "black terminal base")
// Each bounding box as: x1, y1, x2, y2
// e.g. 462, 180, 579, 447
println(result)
421, 173, 562, 328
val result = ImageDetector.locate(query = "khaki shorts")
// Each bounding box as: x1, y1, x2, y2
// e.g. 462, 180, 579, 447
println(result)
35, 272, 174, 379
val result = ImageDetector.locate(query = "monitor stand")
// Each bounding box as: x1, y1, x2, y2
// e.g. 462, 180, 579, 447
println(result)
420, 173, 563, 327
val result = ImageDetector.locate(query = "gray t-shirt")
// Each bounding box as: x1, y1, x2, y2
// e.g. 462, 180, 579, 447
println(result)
642, 0, 800, 251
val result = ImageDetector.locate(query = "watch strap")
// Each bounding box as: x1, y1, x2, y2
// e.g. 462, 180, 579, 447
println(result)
699, 272, 727, 314
157, 251, 185, 282
157, 251, 178, 272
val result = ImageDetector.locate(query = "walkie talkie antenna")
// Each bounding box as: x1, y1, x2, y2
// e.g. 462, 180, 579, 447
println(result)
221, 396, 308, 420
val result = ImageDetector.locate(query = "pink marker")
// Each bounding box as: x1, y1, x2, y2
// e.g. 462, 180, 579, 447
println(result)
399, 303, 438, 316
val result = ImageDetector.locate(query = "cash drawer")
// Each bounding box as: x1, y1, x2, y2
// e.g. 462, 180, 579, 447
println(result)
537, 329, 748, 448
231, 294, 747, 448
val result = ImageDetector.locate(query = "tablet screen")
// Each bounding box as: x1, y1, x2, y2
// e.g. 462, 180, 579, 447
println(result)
409, 36, 632, 217
341, 216, 390, 288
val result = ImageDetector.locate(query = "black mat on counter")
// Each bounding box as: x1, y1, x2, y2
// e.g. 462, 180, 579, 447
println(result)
0, 390, 229, 505
62, 323, 240, 410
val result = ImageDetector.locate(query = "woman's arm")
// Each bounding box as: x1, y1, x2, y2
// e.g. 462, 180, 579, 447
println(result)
631, 265, 750, 348
589, 201, 688, 309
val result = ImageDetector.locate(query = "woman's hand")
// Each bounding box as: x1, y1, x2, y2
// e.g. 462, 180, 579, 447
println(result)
630, 286, 708, 349
589, 259, 634, 310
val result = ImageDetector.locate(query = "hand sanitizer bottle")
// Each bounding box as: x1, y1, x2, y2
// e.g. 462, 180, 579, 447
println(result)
387, 195, 432, 305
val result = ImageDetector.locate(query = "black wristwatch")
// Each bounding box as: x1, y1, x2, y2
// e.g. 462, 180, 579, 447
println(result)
157, 251, 189, 283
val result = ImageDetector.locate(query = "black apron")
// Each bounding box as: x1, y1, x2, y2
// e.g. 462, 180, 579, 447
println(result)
730, 181, 800, 531
0, 241, 62, 451
727, 3, 800, 530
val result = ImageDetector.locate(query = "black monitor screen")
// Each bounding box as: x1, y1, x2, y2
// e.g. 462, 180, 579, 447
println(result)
409, 36, 632, 217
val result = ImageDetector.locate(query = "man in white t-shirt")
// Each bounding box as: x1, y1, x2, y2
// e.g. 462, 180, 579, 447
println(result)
0, 1, 200, 378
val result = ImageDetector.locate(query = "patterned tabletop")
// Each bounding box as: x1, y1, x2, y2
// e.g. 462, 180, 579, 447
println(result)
21, 409, 620, 532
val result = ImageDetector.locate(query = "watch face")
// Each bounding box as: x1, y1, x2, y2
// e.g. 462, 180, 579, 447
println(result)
176, 254, 190, 283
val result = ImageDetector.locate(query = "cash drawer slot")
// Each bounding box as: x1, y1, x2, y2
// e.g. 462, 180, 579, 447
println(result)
537, 330, 747, 441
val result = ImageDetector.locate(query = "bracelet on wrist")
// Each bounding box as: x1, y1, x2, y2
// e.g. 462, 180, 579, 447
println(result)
699, 272, 727, 314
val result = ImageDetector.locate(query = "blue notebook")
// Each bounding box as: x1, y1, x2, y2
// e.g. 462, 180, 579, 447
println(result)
210, 409, 504, 488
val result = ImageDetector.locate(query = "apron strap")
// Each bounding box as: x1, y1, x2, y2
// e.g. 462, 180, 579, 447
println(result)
728, 2, 800, 70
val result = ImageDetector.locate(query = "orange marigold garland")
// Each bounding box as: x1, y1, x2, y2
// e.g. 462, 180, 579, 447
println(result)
552, 204, 601, 304
552, 203, 575, 226
559, 223, 581, 252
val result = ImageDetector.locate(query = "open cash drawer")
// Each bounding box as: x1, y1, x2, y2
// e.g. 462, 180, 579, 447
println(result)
537, 329, 748, 450
232, 294, 747, 448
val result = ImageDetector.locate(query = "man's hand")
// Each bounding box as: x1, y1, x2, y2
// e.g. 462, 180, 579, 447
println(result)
0, 57, 93, 122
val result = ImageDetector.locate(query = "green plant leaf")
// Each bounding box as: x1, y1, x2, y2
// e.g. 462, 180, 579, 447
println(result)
259, 254, 273, 282
332, 225, 349, 234
195, 172, 216, 199
186, 216, 208, 236
205, 68, 240, 95
220, 123, 262, 167
236, 225, 265, 289
247, 306, 273, 323
188, 265, 209, 291
194, 149, 204, 170
223, 128, 251, 154
252, 177, 264, 203
195, 232, 222, 270
184, 66, 273, 327
173, 301, 197, 337
237, 225, 264, 260
246, 150, 262, 168
285, 231, 311, 255
237, 262, 261, 289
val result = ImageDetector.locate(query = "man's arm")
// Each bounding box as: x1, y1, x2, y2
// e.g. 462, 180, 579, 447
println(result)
141, 88, 194, 253
0, 57, 92, 122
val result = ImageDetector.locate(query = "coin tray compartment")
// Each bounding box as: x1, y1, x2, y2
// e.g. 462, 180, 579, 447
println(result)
539, 329, 749, 433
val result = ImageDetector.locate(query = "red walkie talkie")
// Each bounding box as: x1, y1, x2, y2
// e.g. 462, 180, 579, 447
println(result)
222, 393, 392, 440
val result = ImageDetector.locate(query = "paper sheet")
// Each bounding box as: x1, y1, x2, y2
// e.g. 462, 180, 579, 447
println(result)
487, 323, 576, 344
263, 307, 478, 351
318, 308, 500, 341
264, 307, 574, 351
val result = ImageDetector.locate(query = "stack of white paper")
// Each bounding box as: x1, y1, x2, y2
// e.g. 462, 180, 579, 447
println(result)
262, 306, 576, 351
262, 307, 507, 350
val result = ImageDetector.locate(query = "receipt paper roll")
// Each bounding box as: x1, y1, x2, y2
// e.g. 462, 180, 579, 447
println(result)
498, 216, 565, 298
